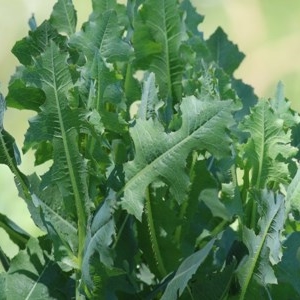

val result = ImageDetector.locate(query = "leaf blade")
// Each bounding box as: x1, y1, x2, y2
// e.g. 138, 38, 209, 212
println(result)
122, 96, 234, 220
161, 239, 215, 300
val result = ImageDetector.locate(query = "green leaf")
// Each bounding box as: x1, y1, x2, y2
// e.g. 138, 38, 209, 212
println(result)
122, 96, 234, 220
21, 40, 89, 262
137, 182, 181, 278
232, 78, 257, 121
207, 27, 245, 75
0, 95, 31, 206
91, 0, 117, 14
0, 93, 5, 128
190, 262, 236, 300
133, 0, 182, 104
161, 238, 215, 300
28, 174, 78, 267
0, 213, 30, 250
180, 0, 204, 36
81, 193, 116, 292
236, 190, 285, 299
137, 72, 160, 120
239, 100, 297, 189
270, 81, 300, 128
11, 21, 66, 66
286, 167, 300, 218
0, 94, 21, 168
0, 246, 10, 272
50, 0, 77, 36
6, 74, 46, 111
70, 9, 132, 63
1, 238, 74, 300
0, 128, 21, 168
275, 232, 300, 296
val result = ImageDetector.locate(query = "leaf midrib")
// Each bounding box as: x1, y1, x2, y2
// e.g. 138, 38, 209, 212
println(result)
239, 201, 281, 299
49, 43, 86, 261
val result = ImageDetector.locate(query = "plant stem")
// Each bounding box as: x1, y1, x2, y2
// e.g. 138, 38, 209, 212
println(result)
145, 187, 167, 278
174, 151, 198, 244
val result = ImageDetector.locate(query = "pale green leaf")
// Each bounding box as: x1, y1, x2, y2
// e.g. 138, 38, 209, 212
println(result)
239, 100, 297, 189
236, 190, 285, 299
161, 239, 215, 300
133, 0, 182, 103
137, 72, 160, 120
270, 81, 300, 128
122, 96, 234, 220
69, 9, 132, 63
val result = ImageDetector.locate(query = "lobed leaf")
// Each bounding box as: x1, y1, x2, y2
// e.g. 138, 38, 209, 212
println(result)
236, 190, 285, 299
239, 99, 297, 189
133, 0, 182, 104
122, 96, 235, 220
11, 21, 66, 67
81, 193, 116, 293
17, 40, 90, 263
50, 0, 77, 36
180, 0, 204, 36
207, 27, 245, 76
70, 9, 132, 63
137, 72, 160, 120
28, 174, 78, 265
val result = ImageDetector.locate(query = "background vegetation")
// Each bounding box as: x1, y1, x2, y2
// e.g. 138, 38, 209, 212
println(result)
1, 0, 300, 257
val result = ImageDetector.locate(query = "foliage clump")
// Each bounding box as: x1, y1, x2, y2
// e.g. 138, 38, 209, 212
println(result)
1, 0, 300, 299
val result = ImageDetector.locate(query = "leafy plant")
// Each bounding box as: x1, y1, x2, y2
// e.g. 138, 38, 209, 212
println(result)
1, 0, 300, 299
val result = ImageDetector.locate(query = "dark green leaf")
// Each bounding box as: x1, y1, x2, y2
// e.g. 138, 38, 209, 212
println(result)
1, 238, 74, 299
207, 27, 245, 75
180, 0, 204, 36
6, 75, 45, 111
275, 232, 300, 296
11, 21, 66, 66
161, 239, 215, 300
0, 213, 30, 250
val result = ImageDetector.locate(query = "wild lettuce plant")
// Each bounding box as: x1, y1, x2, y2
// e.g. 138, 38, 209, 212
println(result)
1, 0, 300, 299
